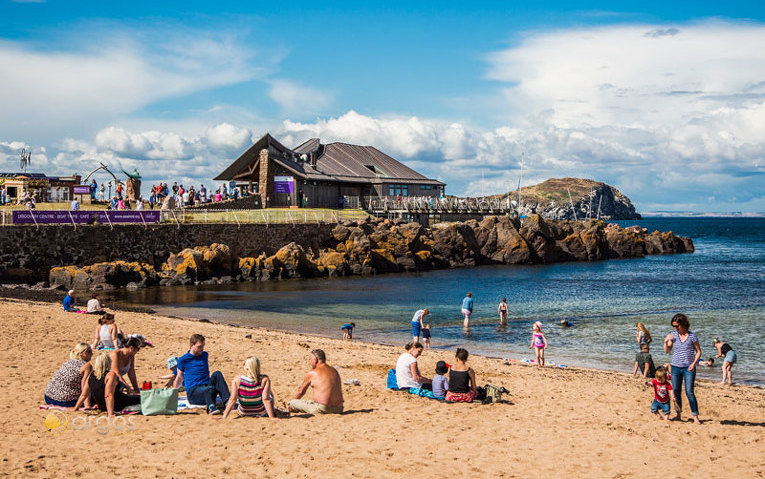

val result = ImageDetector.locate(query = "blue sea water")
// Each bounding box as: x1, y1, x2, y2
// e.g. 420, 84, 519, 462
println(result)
107, 218, 765, 385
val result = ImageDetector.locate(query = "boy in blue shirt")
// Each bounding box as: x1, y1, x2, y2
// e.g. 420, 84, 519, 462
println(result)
341, 323, 355, 340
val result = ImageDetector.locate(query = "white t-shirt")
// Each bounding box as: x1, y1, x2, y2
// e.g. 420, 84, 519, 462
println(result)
411, 309, 425, 323
395, 352, 420, 389
86, 299, 102, 313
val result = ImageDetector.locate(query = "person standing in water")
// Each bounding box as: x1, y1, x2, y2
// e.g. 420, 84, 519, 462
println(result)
497, 298, 509, 326
461, 292, 474, 328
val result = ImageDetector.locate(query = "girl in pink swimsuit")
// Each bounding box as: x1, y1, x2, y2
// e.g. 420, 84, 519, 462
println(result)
528, 321, 548, 367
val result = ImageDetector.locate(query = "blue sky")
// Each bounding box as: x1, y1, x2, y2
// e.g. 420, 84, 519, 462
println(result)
1, 1, 764, 211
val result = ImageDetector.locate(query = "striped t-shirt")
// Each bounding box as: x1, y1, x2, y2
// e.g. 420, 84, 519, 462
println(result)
236, 376, 267, 416
670, 330, 699, 368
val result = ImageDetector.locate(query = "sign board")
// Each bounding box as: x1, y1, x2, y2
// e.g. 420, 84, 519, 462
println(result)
72, 185, 91, 195
273, 176, 294, 194
12, 210, 161, 224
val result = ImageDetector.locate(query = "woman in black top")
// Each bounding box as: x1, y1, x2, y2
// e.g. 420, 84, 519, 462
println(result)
74, 352, 140, 417
713, 338, 737, 385
445, 348, 477, 402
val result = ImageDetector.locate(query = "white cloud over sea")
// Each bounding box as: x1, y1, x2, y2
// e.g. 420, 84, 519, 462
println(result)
0, 20, 764, 211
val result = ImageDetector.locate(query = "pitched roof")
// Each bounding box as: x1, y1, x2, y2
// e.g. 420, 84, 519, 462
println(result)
215, 134, 444, 186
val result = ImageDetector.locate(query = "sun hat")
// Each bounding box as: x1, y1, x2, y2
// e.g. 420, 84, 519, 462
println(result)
166, 356, 178, 370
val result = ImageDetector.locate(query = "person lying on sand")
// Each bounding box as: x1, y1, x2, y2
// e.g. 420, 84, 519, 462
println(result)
288, 349, 344, 415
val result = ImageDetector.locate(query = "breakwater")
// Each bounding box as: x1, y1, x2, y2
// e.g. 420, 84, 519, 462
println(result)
34, 214, 694, 290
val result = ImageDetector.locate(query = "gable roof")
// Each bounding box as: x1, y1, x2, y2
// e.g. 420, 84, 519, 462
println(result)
215, 134, 444, 186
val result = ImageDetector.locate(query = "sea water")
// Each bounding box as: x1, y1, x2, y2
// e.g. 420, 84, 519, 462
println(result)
107, 218, 765, 385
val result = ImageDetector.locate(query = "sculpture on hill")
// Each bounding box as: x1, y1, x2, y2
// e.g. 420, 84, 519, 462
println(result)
123, 168, 142, 202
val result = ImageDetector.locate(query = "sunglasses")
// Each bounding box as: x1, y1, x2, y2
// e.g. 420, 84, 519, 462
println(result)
672, 324, 679, 328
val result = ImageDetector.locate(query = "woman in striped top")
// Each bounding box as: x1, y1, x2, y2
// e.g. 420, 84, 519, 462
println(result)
221, 356, 277, 419
663, 313, 702, 424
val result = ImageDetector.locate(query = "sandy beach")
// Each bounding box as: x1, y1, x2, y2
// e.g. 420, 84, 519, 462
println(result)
1, 299, 763, 478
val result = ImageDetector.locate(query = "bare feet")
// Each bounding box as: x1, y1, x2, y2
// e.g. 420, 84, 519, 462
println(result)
692, 416, 701, 425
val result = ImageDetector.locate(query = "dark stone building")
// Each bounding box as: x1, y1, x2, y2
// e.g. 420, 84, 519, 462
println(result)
214, 134, 445, 208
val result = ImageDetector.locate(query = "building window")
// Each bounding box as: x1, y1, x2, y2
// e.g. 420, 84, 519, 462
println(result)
388, 184, 409, 196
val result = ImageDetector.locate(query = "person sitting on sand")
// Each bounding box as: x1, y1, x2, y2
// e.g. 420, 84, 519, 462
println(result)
63, 290, 77, 312
288, 349, 344, 415
75, 352, 140, 417
173, 334, 230, 415
713, 338, 736, 386
395, 342, 431, 390
636, 322, 652, 347
445, 348, 478, 403
432, 361, 449, 400
341, 323, 355, 341
646, 367, 675, 422
44, 343, 93, 408
220, 356, 277, 419
92, 313, 121, 350
159, 356, 178, 388
633, 343, 656, 378
86, 292, 105, 314
109, 336, 142, 394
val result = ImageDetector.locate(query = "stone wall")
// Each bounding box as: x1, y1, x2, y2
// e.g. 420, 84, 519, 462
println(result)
0, 223, 335, 282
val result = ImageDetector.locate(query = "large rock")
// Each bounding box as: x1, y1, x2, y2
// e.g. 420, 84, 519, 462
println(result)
49, 261, 161, 290
273, 242, 319, 278
162, 243, 231, 282
430, 222, 482, 267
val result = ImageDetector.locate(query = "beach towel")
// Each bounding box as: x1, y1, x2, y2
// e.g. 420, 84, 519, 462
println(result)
409, 387, 439, 400
386, 369, 398, 389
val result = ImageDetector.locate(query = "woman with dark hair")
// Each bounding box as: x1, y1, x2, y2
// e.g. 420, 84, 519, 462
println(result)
663, 313, 702, 424
110, 336, 142, 394
74, 353, 140, 417
445, 348, 478, 403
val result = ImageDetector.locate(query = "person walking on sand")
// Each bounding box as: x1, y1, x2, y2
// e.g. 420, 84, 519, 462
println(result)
528, 321, 548, 367
712, 338, 736, 386
411, 308, 429, 342
461, 292, 474, 328
498, 298, 509, 326
288, 349, 344, 415
663, 313, 701, 424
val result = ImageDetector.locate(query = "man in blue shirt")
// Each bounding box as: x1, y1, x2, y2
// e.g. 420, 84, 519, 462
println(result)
173, 334, 230, 415
63, 290, 76, 312
461, 292, 474, 328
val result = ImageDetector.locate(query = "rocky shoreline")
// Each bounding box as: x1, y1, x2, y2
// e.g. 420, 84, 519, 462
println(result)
45, 214, 693, 291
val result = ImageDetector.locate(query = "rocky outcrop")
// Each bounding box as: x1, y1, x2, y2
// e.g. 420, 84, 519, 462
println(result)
496, 178, 641, 221
48, 215, 694, 290
49, 261, 161, 291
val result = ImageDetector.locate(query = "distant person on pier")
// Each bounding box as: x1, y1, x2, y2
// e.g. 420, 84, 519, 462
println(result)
70, 197, 80, 211
461, 292, 474, 328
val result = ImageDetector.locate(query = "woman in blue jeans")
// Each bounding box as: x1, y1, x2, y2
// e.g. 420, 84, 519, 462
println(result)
663, 313, 702, 424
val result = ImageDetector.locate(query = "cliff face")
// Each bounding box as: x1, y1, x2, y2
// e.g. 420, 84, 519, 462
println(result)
49, 215, 693, 289
495, 178, 640, 221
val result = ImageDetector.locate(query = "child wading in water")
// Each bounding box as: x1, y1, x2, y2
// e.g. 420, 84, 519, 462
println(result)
341, 323, 355, 341
528, 321, 548, 367
647, 367, 675, 421
421, 324, 432, 349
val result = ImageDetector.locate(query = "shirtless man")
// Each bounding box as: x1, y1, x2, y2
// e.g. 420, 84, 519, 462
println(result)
288, 349, 344, 415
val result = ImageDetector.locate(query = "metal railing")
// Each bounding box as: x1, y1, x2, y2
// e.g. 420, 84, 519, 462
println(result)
0, 208, 371, 226
367, 196, 513, 214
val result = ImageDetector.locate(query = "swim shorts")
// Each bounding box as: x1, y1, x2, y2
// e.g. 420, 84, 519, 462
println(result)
288, 399, 343, 415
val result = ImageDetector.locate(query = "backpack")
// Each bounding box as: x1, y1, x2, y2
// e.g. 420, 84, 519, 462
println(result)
482, 384, 510, 404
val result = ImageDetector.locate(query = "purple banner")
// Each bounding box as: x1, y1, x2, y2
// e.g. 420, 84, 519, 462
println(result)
273, 175, 294, 194
12, 210, 161, 224
72, 185, 92, 194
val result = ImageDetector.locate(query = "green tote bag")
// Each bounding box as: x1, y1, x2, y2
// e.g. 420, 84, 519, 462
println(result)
140, 388, 179, 415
